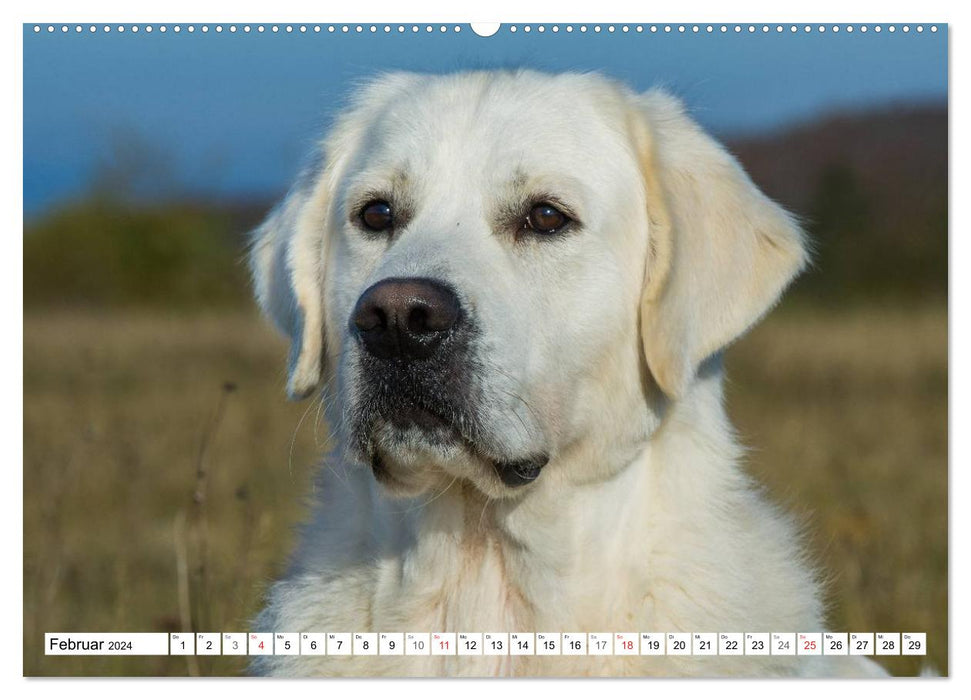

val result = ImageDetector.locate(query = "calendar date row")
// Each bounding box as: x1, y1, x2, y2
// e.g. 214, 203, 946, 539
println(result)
47, 632, 926, 656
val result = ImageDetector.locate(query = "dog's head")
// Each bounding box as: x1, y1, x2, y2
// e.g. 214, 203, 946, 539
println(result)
250, 71, 806, 499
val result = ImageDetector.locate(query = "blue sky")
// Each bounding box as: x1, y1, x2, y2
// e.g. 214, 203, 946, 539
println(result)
23, 24, 947, 216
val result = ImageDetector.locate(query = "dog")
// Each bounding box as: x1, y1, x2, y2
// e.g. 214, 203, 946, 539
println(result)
248, 70, 886, 677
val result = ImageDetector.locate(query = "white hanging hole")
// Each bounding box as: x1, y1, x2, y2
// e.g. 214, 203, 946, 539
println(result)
470, 23, 500, 37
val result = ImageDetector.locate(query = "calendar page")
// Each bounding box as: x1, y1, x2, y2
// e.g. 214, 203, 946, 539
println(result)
21, 8, 948, 681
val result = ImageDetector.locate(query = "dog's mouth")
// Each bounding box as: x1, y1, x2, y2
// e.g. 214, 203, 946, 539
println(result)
385, 401, 453, 433
491, 455, 549, 486
360, 389, 471, 448
369, 450, 418, 491
355, 393, 549, 491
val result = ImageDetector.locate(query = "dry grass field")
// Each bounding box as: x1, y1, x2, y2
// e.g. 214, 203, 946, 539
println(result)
23, 304, 947, 677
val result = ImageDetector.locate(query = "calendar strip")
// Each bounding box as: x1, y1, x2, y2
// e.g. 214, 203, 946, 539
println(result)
45, 632, 927, 656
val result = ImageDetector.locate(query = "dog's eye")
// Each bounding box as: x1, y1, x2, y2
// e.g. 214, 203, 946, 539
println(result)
360, 200, 394, 232
526, 203, 570, 235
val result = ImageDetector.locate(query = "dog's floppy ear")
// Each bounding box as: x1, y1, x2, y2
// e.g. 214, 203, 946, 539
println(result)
249, 165, 328, 400
248, 74, 425, 401
629, 90, 808, 399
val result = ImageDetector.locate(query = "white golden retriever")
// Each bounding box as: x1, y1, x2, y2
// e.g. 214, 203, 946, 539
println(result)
248, 70, 885, 677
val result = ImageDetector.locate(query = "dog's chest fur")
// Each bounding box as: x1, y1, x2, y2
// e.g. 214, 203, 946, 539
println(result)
249, 386, 882, 676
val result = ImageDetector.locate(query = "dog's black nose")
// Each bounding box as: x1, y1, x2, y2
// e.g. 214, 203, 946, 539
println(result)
352, 278, 461, 361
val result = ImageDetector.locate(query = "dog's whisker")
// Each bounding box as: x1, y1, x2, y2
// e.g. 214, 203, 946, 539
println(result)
476, 491, 494, 533
288, 389, 321, 481
392, 473, 460, 515
491, 364, 542, 426
312, 389, 328, 449
498, 389, 533, 442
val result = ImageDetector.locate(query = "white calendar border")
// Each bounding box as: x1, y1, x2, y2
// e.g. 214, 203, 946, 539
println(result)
8, 2, 964, 700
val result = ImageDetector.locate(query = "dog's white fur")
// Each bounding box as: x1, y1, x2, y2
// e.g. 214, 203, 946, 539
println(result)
248, 70, 886, 677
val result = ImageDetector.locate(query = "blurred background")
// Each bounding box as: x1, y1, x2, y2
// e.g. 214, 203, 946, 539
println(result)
23, 24, 947, 676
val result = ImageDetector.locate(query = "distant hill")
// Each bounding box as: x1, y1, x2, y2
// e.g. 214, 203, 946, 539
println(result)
24, 102, 947, 309
727, 102, 947, 302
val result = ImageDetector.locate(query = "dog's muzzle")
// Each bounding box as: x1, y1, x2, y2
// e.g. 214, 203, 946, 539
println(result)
351, 276, 548, 489
350, 276, 473, 437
